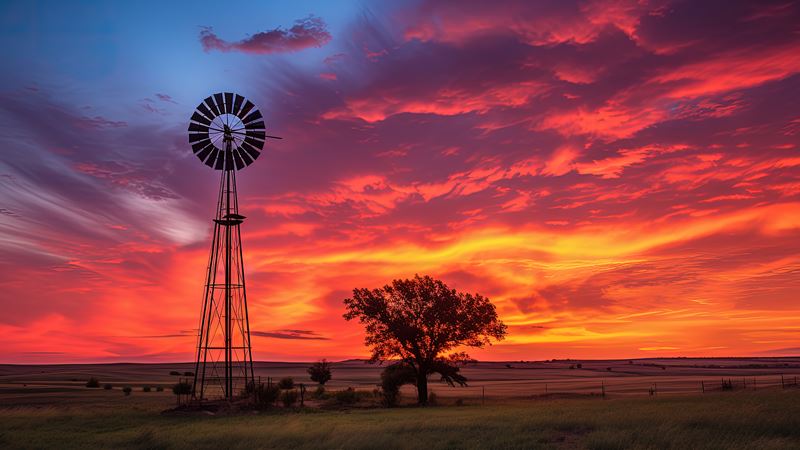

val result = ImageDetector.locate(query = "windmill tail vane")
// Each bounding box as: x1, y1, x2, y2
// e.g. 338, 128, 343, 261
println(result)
186, 92, 280, 401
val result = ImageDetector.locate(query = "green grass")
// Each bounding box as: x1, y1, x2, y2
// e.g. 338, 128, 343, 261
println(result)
0, 390, 798, 449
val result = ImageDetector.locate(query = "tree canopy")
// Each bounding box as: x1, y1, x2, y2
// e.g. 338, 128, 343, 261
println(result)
343, 274, 507, 404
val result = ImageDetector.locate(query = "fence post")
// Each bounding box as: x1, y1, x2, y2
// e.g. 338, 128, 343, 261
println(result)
781, 375, 785, 389
701, 381, 704, 393
601, 380, 605, 399
300, 384, 305, 407
482, 386, 485, 405
743, 377, 746, 388
545, 383, 548, 395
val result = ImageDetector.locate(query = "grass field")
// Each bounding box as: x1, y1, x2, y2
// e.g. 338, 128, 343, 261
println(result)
2, 359, 800, 449
1, 390, 799, 449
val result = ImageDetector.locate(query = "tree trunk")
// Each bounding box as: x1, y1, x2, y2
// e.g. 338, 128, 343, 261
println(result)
416, 370, 428, 405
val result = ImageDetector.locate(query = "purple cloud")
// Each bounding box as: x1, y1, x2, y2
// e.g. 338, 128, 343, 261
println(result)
200, 16, 332, 55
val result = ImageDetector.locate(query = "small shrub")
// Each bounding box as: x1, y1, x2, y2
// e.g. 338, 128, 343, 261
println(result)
281, 389, 298, 407
333, 387, 359, 405
576, 363, 582, 369
156, 386, 164, 392
103, 383, 112, 390
169, 371, 181, 376
278, 377, 295, 390
143, 386, 151, 392
248, 382, 280, 408
428, 392, 438, 405
606, 367, 612, 371
85, 377, 100, 388
311, 385, 327, 400
455, 398, 464, 406
569, 365, 575, 370
122, 386, 132, 396
183, 372, 194, 377
172, 381, 192, 396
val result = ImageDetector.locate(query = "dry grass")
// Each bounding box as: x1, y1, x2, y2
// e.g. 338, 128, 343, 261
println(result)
0, 390, 798, 449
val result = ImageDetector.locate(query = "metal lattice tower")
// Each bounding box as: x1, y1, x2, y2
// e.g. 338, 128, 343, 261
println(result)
186, 93, 281, 401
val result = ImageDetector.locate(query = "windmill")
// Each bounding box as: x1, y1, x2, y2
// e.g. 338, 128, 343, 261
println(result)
187, 92, 280, 401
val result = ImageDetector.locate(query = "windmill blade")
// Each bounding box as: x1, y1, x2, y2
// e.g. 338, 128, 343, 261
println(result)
233, 149, 246, 170
214, 93, 226, 114
189, 123, 209, 133
246, 130, 266, 141
240, 141, 261, 160
214, 151, 226, 170
244, 136, 265, 150
196, 143, 215, 161
238, 147, 254, 166
224, 93, 234, 114
204, 147, 220, 168
244, 120, 265, 130
232, 94, 244, 116
196, 103, 215, 122
238, 100, 255, 119
189, 133, 209, 143
224, 150, 234, 171
191, 111, 212, 126
192, 138, 212, 153
242, 109, 262, 125
205, 96, 221, 116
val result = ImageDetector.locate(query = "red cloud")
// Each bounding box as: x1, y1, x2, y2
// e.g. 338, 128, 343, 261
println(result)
200, 16, 331, 54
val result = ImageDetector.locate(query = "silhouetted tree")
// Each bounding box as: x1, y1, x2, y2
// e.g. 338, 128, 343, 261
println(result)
344, 274, 506, 405
307, 359, 333, 385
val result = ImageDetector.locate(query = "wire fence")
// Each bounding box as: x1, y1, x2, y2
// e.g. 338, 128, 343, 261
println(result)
371, 374, 800, 403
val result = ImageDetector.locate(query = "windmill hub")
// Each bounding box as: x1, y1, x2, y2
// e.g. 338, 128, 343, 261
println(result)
186, 92, 280, 402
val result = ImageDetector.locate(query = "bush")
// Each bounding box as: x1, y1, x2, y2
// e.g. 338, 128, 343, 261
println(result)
277, 377, 294, 390
311, 385, 327, 400
122, 386, 132, 396
576, 363, 582, 369
280, 389, 298, 407
85, 377, 100, 388
156, 386, 164, 392
455, 398, 464, 406
143, 386, 151, 392
169, 371, 181, 376
172, 381, 192, 396
428, 392, 438, 405
183, 372, 194, 377
248, 382, 280, 408
103, 384, 113, 390
307, 359, 333, 385
333, 387, 359, 405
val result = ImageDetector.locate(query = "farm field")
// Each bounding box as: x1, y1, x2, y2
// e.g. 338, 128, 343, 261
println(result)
2, 358, 800, 449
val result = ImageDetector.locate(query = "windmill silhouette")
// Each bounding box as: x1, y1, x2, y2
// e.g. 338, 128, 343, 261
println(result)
187, 93, 280, 401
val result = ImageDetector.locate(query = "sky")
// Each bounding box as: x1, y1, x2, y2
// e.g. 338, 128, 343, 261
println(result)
0, 0, 799, 363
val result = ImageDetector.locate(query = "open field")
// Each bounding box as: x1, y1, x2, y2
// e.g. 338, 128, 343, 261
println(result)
3, 357, 800, 404
2, 358, 800, 449
1, 389, 799, 449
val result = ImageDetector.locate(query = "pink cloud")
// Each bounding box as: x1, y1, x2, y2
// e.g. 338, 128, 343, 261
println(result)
200, 16, 331, 54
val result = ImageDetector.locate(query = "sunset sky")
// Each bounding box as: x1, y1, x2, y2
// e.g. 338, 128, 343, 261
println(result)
1, 0, 799, 363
